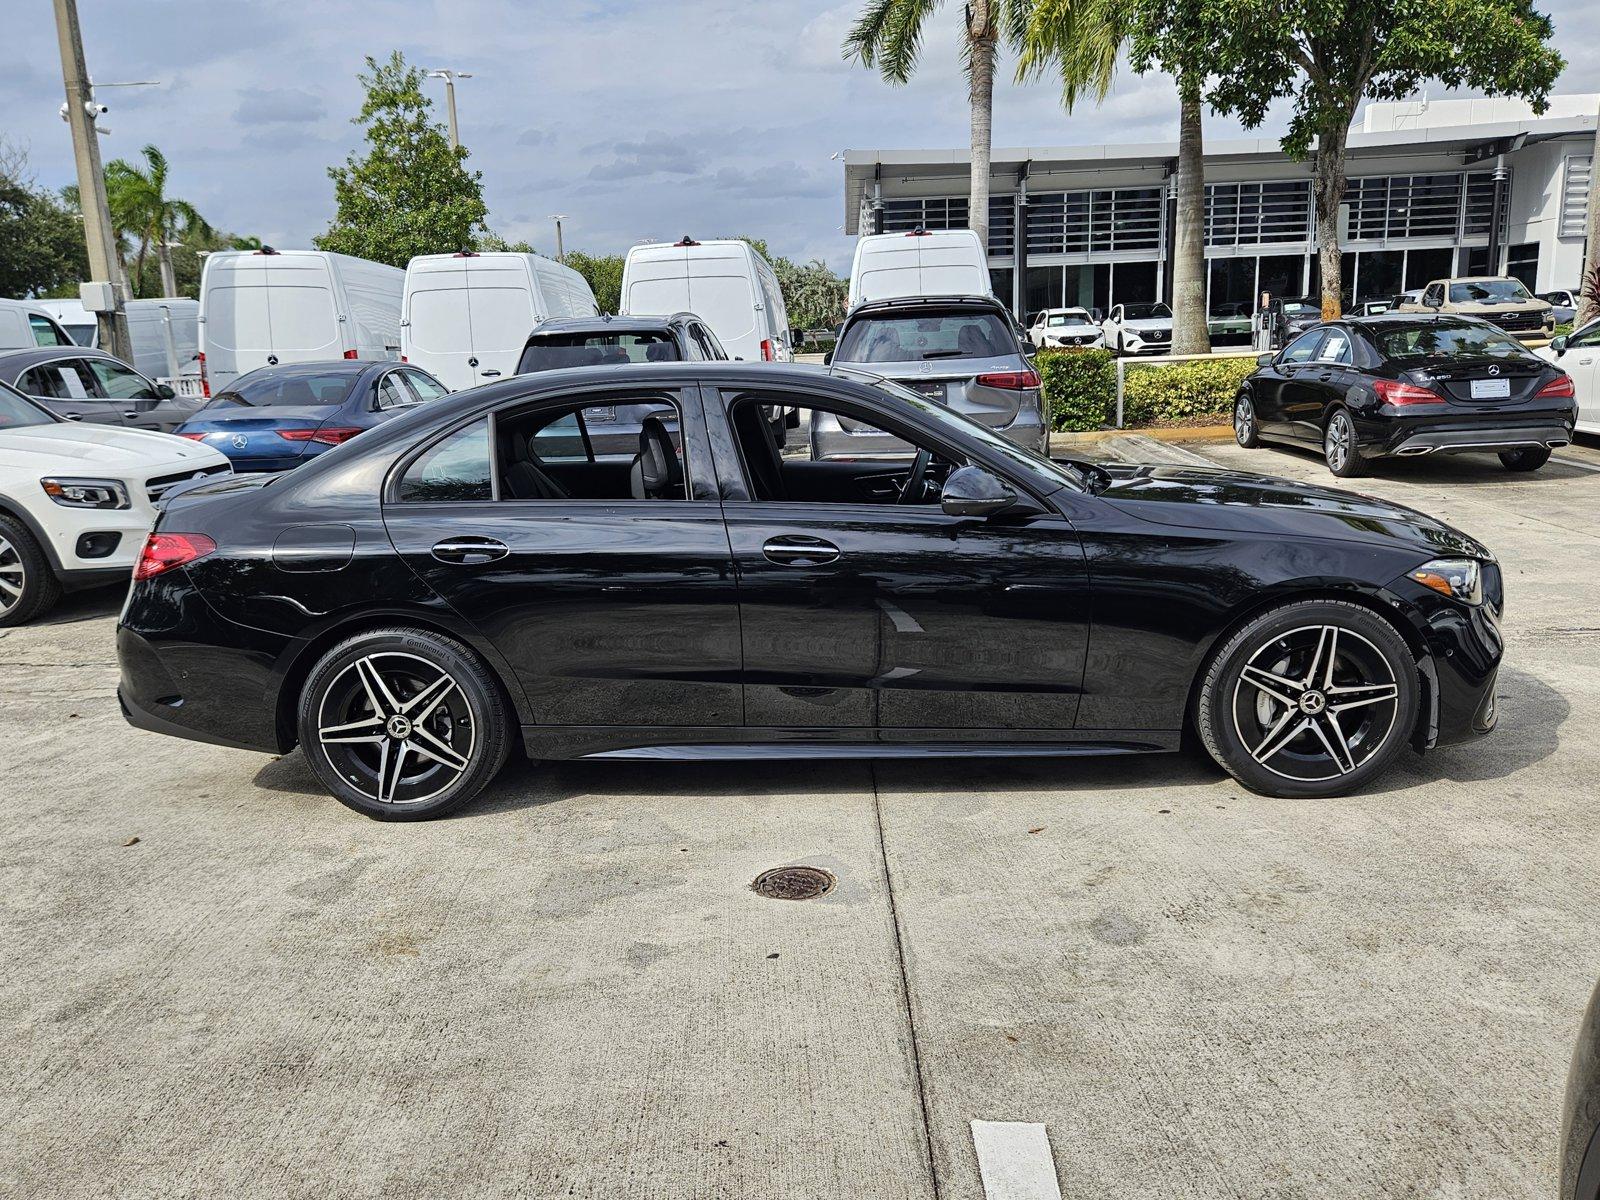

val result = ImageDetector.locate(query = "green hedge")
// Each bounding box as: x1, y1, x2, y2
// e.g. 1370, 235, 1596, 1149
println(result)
1037, 348, 1254, 430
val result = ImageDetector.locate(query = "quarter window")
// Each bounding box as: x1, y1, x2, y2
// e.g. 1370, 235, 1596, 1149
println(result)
375, 373, 414, 411
402, 370, 450, 402
396, 418, 493, 503
1317, 332, 1353, 365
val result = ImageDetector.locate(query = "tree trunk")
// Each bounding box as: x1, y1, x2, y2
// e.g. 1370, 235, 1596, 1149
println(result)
1170, 80, 1210, 356
1576, 101, 1600, 331
157, 235, 177, 298
966, 24, 996, 251
132, 240, 148, 301
1312, 115, 1354, 322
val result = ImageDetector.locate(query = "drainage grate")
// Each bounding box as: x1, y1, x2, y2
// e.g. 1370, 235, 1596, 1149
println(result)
751, 865, 836, 901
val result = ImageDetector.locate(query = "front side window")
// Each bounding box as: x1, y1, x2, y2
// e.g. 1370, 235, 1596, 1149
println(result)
88, 359, 157, 400
396, 418, 493, 503
29, 314, 71, 347
1450, 279, 1532, 304
1281, 331, 1325, 364
836, 310, 1016, 364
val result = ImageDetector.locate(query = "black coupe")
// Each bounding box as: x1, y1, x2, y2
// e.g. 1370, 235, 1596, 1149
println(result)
1234, 315, 1576, 476
118, 363, 1503, 820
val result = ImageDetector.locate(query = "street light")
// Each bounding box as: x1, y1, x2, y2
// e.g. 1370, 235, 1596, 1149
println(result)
424, 69, 473, 150
548, 215, 567, 264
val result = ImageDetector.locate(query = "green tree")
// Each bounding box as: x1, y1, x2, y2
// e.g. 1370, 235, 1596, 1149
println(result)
316, 51, 488, 268
0, 141, 90, 298
104, 145, 211, 298
845, 0, 1029, 250
563, 250, 625, 314
1020, 0, 1218, 354
1210, 0, 1564, 319
772, 257, 849, 333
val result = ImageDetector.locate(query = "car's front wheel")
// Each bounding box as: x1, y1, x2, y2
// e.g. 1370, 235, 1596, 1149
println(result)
1234, 393, 1260, 448
0, 515, 61, 628
1499, 446, 1551, 472
1323, 408, 1366, 477
1196, 600, 1418, 799
297, 627, 512, 820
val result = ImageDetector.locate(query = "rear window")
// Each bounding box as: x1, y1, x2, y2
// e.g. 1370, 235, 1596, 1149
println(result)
837, 310, 1015, 364
1376, 324, 1533, 361
518, 332, 679, 373
1450, 279, 1531, 304
217, 369, 359, 407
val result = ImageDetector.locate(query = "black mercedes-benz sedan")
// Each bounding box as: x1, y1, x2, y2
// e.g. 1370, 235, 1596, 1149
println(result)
1234, 315, 1576, 477
117, 362, 1503, 820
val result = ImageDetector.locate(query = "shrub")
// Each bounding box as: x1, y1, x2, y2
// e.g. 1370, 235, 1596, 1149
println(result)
1122, 357, 1256, 425
1037, 348, 1115, 431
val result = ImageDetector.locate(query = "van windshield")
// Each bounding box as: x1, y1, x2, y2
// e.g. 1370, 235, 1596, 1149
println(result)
837, 310, 1015, 363
518, 332, 679, 372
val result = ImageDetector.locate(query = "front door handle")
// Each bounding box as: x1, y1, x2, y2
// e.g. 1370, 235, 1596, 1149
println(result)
124, 410, 141, 419
64, 412, 82, 421
431, 536, 509, 565
1317, 372, 1333, 382
762, 535, 840, 566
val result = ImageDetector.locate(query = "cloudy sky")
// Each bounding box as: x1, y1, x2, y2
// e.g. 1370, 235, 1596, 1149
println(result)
5, 0, 1597, 270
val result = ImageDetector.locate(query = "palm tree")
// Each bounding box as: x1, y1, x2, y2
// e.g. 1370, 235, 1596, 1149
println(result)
1018, 0, 1211, 356
104, 146, 210, 298
844, 0, 1022, 250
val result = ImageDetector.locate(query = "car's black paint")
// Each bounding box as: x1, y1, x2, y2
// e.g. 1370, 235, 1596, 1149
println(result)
118, 362, 1502, 766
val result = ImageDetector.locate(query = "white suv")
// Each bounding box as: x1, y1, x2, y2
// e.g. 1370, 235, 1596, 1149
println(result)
0, 380, 230, 625
1101, 301, 1174, 355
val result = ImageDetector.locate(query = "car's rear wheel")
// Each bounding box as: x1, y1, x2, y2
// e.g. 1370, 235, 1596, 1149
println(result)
1234, 393, 1260, 447
297, 627, 512, 821
1499, 446, 1551, 472
0, 516, 61, 628
1323, 408, 1366, 477
1196, 600, 1418, 799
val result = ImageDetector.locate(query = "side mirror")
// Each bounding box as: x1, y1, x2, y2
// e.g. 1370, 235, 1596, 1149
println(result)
940, 465, 1015, 518
1256, 353, 1274, 368
822, 350, 833, 366
156, 383, 176, 400
1550, 335, 1568, 355
1022, 342, 1039, 357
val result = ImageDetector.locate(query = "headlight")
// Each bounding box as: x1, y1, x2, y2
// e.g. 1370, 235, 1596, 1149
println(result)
1409, 557, 1483, 605
40, 477, 130, 510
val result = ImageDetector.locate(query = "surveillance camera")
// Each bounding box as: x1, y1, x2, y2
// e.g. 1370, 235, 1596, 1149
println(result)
84, 101, 109, 117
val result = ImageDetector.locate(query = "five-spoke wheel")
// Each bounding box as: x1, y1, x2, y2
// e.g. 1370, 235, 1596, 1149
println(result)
298, 628, 510, 820
1197, 600, 1417, 797
1323, 408, 1365, 478
1234, 394, 1259, 448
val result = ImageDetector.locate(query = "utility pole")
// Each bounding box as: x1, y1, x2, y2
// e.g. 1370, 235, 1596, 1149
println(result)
549, 214, 567, 264
52, 0, 131, 361
1577, 100, 1600, 331
425, 69, 472, 150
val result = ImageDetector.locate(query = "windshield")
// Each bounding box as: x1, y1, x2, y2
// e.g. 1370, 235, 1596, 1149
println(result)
1449, 279, 1532, 304
1283, 302, 1319, 317
1377, 323, 1535, 361
837, 310, 1016, 363
518, 331, 678, 372
1048, 312, 1091, 327
1121, 303, 1171, 321
831, 366, 1085, 493
0, 381, 55, 429
217, 367, 360, 407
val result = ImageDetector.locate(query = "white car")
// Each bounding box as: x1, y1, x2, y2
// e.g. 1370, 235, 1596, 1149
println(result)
0, 380, 230, 626
1101, 301, 1174, 355
1536, 317, 1600, 435
1028, 307, 1105, 349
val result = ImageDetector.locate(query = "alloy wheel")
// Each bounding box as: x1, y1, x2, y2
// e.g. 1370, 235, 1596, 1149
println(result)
0, 535, 24, 616
315, 652, 476, 806
1325, 412, 1353, 471
1230, 624, 1399, 783
1235, 397, 1255, 445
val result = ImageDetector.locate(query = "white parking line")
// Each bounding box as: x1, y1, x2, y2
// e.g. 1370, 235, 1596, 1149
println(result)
1553, 454, 1600, 474
971, 1121, 1064, 1200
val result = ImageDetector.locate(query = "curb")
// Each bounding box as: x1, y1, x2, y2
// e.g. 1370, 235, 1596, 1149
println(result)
1049, 424, 1232, 452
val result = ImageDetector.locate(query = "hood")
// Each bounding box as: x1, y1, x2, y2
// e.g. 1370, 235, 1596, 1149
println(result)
1124, 318, 1172, 332
1094, 463, 1490, 559
0, 423, 228, 474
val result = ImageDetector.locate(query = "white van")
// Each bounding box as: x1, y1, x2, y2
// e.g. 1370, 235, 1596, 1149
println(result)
847, 229, 993, 308
36, 299, 98, 346
0, 299, 76, 351
620, 238, 792, 363
402, 252, 599, 391
197, 249, 403, 394
40, 298, 202, 380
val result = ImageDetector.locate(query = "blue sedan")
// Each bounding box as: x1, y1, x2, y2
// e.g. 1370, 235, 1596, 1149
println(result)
176, 361, 450, 471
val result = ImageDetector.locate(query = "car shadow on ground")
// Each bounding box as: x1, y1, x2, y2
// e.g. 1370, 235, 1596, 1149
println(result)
1249, 443, 1597, 485
1397, 665, 1569, 786
33, 584, 125, 626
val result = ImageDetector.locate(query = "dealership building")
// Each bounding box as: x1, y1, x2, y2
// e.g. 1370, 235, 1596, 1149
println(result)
842, 95, 1596, 320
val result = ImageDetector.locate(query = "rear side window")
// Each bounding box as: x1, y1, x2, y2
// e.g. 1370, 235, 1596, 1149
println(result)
396, 419, 493, 502
375, 374, 414, 411
837, 311, 1015, 364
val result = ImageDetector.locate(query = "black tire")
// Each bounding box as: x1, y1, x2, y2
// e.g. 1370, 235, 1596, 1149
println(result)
1234, 391, 1261, 448
0, 514, 62, 627
1195, 599, 1418, 799
296, 626, 512, 821
1499, 446, 1551, 472
1323, 408, 1366, 478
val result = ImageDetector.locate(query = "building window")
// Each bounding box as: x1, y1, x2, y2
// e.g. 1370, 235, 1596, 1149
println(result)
1205, 180, 1311, 247
1506, 242, 1539, 290
879, 194, 1015, 256
1561, 156, 1592, 240
1462, 172, 1504, 240
1024, 187, 1162, 255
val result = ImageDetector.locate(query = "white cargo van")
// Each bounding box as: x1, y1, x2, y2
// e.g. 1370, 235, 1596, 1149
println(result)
40, 298, 202, 379
847, 229, 993, 308
0, 299, 75, 351
620, 238, 792, 363
401, 252, 599, 391
197, 249, 403, 394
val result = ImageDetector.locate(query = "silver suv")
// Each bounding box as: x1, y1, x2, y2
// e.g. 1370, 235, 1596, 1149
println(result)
819, 296, 1044, 458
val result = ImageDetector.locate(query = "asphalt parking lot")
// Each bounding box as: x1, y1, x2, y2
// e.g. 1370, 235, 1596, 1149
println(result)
4, 436, 1600, 1199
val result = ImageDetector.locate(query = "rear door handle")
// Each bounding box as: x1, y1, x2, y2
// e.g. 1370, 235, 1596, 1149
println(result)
762, 535, 839, 566
431, 536, 509, 564
480, 369, 502, 378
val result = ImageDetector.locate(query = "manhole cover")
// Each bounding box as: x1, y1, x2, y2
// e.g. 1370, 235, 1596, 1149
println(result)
751, 865, 835, 901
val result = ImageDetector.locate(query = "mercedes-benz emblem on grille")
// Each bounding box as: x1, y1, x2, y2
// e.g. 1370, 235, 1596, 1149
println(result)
231, 434, 248, 450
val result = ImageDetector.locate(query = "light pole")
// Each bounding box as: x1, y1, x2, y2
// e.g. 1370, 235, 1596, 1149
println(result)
425, 69, 472, 150
548, 215, 567, 264
51, 0, 132, 362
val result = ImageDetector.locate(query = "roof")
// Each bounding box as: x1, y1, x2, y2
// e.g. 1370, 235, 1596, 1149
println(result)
0, 346, 124, 372
527, 314, 695, 336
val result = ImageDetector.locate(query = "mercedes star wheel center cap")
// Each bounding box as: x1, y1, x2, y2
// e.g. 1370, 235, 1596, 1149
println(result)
386, 714, 413, 739
1299, 691, 1327, 716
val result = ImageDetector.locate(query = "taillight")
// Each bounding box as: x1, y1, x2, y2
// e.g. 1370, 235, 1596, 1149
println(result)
400, 355, 408, 363
760, 339, 774, 362
134, 533, 216, 581
177, 432, 207, 441
343, 349, 359, 360
277, 426, 363, 446
1374, 379, 1446, 407
1537, 374, 1576, 399
976, 369, 1041, 390
197, 351, 210, 399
